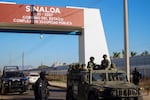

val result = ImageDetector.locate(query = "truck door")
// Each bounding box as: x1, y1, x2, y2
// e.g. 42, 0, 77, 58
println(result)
78, 82, 89, 100
78, 72, 89, 100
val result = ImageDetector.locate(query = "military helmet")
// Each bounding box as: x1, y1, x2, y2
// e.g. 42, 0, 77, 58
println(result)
103, 54, 107, 58
40, 71, 47, 77
90, 56, 94, 60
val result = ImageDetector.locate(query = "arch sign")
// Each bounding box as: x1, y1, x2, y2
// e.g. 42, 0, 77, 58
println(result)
0, 3, 84, 33
0, 3, 109, 65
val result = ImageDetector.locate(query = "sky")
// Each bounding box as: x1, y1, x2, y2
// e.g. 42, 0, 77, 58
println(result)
0, 0, 150, 69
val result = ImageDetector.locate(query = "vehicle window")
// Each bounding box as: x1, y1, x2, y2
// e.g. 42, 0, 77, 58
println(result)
30, 74, 39, 77
108, 73, 127, 81
92, 73, 106, 81
4, 72, 24, 78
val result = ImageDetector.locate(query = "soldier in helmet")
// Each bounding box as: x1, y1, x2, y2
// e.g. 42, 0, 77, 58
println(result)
132, 68, 142, 85
33, 71, 50, 100
87, 56, 96, 70
101, 54, 110, 69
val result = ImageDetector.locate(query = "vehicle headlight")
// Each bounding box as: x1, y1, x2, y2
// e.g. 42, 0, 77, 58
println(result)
98, 87, 104, 92
3, 81, 8, 84
139, 87, 144, 93
139, 87, 144, 91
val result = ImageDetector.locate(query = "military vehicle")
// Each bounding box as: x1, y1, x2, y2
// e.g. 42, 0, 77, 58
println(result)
66, 64, 143, 100
0, 66, 29, 94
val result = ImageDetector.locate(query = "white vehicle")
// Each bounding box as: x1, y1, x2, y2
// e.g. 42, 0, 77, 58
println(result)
28, 72, 40, 84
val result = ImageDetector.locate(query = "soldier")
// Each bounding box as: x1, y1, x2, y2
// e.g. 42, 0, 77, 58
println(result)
81, 64, 87, 71
33, 71, 50, 100
101, 54, 110, 69
132, 68, 142, 85
87, 56, 96, 70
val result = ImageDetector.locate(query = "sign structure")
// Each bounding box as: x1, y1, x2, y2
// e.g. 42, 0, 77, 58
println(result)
0, 4, 84, 27
0, 3, 109, 66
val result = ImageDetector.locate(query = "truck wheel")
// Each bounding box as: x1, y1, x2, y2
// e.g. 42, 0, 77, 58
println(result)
88, 94, 98, 100
133, 96, 143, 100
1, 85, 6, 94
19, 91, 24, 94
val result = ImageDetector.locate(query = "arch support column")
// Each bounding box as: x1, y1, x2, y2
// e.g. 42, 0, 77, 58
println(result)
79, 8, 109, 65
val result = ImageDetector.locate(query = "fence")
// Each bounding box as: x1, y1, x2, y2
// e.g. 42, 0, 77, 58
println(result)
47, 70, 67, 82
47, 67, 150, 84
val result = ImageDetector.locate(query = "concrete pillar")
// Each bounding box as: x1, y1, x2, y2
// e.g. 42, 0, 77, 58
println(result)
79, 8, 109, 65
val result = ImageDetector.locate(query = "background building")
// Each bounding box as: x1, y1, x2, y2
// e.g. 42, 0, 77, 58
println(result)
112, 55, 150, 79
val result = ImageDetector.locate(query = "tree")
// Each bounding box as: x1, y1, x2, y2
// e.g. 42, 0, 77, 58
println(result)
122, 50, 125, 58
141, 50, 149, 56
130, 51, 137, 57
113, 52, 121, 58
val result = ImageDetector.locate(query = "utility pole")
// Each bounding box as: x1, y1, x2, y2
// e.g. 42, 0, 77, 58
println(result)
124, 0, 130, 82
9, 52, 12, 66
22, 52, 24, 70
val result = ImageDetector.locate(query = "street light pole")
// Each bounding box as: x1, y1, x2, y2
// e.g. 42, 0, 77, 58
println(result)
22, 52, 24, 70
124, 0, 130, 82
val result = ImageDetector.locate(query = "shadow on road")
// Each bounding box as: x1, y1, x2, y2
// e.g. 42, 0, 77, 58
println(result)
0, 86, 66, 100
0, 98, 64, 100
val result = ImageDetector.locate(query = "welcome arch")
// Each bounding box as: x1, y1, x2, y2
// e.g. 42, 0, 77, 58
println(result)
0, 3, 109, 65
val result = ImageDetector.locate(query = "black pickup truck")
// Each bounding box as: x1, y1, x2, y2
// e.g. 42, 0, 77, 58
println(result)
0, 66, 29, 94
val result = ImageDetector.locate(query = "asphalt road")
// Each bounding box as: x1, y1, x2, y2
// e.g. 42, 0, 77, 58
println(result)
0, 85, 149, 100
0, 86, 66, 100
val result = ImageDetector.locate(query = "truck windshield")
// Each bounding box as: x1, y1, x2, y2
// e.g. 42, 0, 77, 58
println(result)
108, 73, 127, 81
4, 72, 24, 78
92, 73, 106, 81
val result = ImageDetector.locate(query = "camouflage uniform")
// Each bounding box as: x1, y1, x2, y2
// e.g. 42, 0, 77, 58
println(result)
101, 54, 110, 69
87, 57, 96, 70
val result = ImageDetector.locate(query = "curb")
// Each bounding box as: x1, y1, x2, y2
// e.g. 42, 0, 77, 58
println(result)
49, 81, 66, 89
